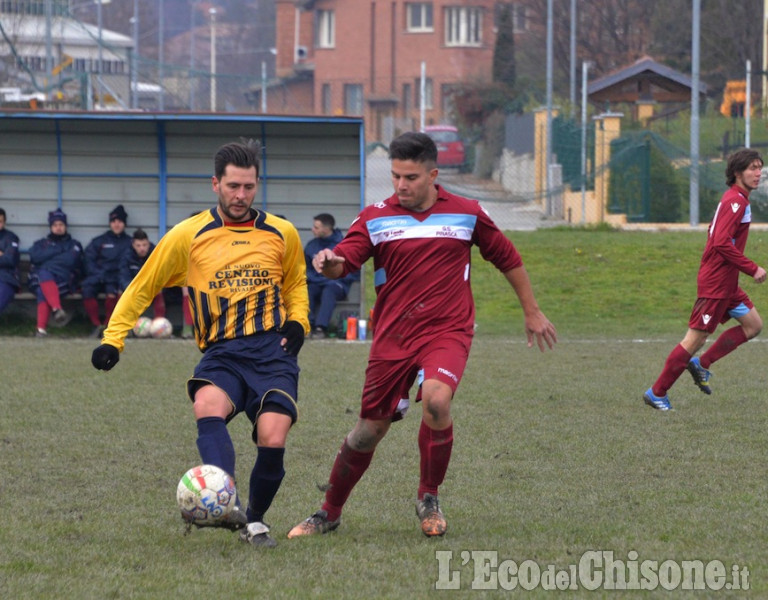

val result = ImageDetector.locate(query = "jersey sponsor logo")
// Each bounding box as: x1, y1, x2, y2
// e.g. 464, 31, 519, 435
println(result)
702, 314, 712, 325
367, 213, 477, 245
209, 265, 274, 292
231, 240, 251, 246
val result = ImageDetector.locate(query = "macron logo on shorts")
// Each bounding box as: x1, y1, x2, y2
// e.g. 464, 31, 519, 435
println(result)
702, 314, 712, 325
437, 367, 458, 384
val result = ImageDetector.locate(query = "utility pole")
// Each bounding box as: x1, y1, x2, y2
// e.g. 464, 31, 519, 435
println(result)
581, 61, 590, 225
569, 0, 576, 119
97, 0, 103, 107
545, 0, 554, 215
131, 0, 138, 109
690, 0, 701, 227
158, 0, 165, 111
189, 0, 198, 111
210, 7, 217, 112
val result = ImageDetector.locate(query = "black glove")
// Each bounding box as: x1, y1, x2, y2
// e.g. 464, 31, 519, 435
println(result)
91, 344, 120, 371
280, 320, 305, 356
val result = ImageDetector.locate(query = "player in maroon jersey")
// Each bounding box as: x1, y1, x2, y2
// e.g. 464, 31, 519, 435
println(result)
644, 148, 766, 411
287, 131, 556, 538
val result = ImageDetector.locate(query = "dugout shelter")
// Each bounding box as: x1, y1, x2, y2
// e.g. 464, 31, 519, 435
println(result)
0, 110, 367, 321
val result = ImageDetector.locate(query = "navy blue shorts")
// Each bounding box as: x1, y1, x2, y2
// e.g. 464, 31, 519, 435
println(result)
186, 332, 299, 426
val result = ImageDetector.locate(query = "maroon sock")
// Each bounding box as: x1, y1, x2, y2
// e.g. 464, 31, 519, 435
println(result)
36, 302, 51, 330
183, 297, 194, 326
417, 421, 454, 500
700, 326, 748, 368
321, 439, 374, 522
153, 294, 166, 319
104, 296, 118, 323
83, 298, 101, 326
39, 280, 62, 310
652, 343, 691, 397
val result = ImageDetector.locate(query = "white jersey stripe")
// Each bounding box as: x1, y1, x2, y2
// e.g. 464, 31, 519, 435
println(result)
367, 213, 477, 246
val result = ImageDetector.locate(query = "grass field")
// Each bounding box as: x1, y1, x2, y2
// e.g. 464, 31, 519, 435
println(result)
2, 229, 767, 598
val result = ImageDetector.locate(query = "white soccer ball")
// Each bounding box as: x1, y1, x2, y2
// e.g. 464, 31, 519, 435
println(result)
149, 317, 173, 339
176, 464, 238, 526
132, 316, 153, 338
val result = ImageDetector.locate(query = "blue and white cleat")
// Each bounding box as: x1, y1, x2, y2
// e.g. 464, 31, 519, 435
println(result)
643, 388, 672, 411
687, 357, 712, 395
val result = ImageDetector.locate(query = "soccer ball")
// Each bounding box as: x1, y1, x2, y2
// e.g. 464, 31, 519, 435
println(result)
149, 317, 173, 339
132, 316, 152, 338
176, 464, 238, 526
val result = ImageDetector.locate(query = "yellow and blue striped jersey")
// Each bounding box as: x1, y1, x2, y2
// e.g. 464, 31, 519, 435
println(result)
102, 208, 309, 352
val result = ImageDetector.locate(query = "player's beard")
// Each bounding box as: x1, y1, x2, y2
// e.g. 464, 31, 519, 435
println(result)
218, 197, 252, 222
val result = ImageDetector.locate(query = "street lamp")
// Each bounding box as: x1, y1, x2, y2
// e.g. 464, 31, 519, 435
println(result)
209, 7, 217, 112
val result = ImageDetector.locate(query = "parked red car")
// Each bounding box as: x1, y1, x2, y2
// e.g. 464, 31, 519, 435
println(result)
423, 125, 466, 169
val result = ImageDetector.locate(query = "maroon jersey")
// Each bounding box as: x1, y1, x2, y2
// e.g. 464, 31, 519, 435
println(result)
697, 185, 758, 299
334, 185, 523, 358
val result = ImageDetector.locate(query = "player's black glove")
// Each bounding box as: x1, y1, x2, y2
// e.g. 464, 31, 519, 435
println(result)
280, 320, 305, 356
91, 343, 120, 371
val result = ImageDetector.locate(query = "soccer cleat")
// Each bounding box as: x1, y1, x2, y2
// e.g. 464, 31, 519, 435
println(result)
643, 388, 672, 411
286, 510, 340, 538
239, 521, 277, 548
416, 493, 447, 537
35, 328, 48, 338
51, 308, 72, 327
312, 327, 327, 340
687, 357, 712, 395
182, 505, 248, 533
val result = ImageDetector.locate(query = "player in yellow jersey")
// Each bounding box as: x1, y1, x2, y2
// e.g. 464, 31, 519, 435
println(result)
91, 140, 309, 549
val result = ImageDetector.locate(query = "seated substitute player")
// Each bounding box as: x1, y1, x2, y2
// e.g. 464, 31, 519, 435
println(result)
27, 209, 84, 337
0, 207, 21, 315
82, 204, 132, 338
91, 140, 309, 549
304, 212, 360, 338
287, 132, 556, 539
119, 228, 166, 320
643, 148, 766, 411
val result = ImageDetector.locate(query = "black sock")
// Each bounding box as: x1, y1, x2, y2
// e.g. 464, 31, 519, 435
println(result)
247, 446, 285, 523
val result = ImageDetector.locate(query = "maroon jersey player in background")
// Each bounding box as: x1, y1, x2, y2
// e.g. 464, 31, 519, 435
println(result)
644, 148, 766, 411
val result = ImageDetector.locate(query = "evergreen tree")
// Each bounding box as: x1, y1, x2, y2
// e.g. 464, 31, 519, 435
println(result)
493, 3, 516, 90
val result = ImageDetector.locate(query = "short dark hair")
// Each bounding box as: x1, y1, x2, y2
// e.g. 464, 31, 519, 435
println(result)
0, 208, 5, 220
726, 148, 763, 186
313, 213, 335, 229
389, 132, 438, 164
214, 138, 261, 180
132, 228, 149, 241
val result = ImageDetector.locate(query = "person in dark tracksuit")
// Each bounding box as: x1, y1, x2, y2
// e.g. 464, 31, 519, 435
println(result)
81, 204, 132, 337
28, 209, 84, 337
119, 228, 165, 320
0, 207, 21, 316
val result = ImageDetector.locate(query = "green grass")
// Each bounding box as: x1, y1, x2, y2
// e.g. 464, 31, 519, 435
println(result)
3, 229, 768, 598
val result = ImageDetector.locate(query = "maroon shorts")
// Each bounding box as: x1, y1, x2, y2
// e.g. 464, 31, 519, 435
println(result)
688, 289, 753, 333
360, 335, 470, 421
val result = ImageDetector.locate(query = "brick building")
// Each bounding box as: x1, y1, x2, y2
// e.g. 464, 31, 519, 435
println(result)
261, 0, 508, 144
